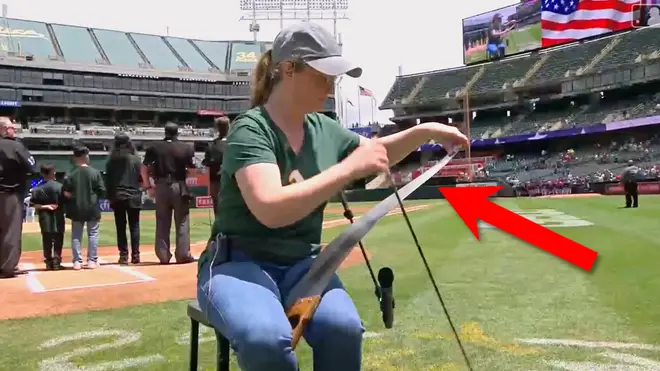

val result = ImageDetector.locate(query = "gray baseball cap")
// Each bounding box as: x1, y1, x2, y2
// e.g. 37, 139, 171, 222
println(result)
271, 21, 362, 78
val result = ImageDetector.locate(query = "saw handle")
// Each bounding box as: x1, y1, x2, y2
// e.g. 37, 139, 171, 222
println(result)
286, 296, 321, 349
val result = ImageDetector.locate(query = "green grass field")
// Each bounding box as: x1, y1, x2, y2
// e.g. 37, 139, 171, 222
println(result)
2, 195, 660, 370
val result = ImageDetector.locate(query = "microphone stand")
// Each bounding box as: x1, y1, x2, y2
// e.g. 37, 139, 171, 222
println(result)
337, 191, 392, 327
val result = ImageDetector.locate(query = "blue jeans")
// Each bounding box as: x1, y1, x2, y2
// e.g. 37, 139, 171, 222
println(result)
197, 248, 364, 371
71, 220, 100, 263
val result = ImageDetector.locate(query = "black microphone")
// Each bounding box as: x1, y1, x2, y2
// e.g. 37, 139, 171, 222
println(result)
377, 267, 395, 328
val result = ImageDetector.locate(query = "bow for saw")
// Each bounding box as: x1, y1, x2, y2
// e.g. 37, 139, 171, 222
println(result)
284, 148, 460, 350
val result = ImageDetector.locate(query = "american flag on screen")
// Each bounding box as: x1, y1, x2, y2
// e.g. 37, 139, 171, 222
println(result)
541, 0, 640, 47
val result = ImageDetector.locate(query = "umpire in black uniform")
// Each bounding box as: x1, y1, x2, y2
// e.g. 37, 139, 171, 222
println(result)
201, 116, 229, 215
141, 123, 196, 264
0, 117, 36, 278
622, 159, 640, 208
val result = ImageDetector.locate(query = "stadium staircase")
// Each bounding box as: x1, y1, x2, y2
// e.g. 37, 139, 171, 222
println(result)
461, 65, 486, 96
402, 76, 428, 105
578, 37, 622, 75
514, 53, 550, 88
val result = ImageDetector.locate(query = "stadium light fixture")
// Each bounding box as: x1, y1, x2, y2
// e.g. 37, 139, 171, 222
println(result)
239, 0, 348, 11
239, 0, 349, 41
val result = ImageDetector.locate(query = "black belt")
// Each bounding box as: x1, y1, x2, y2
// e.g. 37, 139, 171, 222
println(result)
206, 233, 322, 267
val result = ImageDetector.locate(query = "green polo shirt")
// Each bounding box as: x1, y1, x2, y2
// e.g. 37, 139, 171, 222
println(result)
198, 106, 360, 268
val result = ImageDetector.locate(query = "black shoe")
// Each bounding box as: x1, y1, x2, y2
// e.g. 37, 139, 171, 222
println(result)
118, 255, 129, 265
176, 256, 197, 264
45, 260, 54, 270
131, 254, 140, 264
53, 260, 64, 271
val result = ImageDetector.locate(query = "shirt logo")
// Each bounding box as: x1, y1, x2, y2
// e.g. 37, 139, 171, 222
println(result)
288, 170, 304, 185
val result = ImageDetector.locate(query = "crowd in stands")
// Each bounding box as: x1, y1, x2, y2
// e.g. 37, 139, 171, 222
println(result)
490, 135, 660, 195
19, 119, 216, 138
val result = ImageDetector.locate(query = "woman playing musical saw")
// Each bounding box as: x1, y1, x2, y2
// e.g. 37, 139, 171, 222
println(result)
196, 21, 469, 371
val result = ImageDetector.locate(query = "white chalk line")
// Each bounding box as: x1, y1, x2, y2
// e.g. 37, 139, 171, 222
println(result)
322, 204, 431, 228
20, 263, 46, 293
38, 280, 152, 293
517, 338, 660, 351
97, 258, 156, 282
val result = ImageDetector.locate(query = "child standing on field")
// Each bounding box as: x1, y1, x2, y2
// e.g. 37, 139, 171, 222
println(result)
30, 164, 66, 270
62, 146, 106, 270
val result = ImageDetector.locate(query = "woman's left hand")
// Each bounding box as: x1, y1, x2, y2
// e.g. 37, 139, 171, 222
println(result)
427, 123, 470, 153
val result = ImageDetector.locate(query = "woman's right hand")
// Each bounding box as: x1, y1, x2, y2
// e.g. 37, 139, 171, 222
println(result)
342, 139, 390, 180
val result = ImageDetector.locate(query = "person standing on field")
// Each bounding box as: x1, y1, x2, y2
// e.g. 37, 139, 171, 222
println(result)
0, 117, 36, 278
62, 146, 106, 270
30, 164, 66, 270
202, 116, 229, 215
141, 123, 196, 265
105, 133, 143, 265
621, 159, 640, 208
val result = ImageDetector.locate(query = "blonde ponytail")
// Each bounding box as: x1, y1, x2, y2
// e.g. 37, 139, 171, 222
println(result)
251, 50, 274, 108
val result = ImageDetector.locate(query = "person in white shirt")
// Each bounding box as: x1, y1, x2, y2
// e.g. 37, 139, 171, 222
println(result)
24, 191, 35, 223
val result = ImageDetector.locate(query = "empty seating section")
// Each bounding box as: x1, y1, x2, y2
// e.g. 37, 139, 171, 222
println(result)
382, 76, 422, 105
131, 33, 182, 70
165, 37, 212, 72
592, 28, 660, 71
264, 42, 273, 51
2, 19, 55, 57
528, 38, 611, 84
470, 116, 512, 138
574, 94, 660, 126
193, 40, 229, 71
414, 67, 478, 104
51, 24, 102, 64
471, 55, 540, 94
93, 29, 143, 67
229, 42, 262, 71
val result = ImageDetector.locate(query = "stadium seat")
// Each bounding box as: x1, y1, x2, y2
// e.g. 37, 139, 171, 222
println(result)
187, 300, 231, 371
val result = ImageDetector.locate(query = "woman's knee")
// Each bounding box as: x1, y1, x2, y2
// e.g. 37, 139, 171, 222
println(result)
306, 287, 365, 347
232, 319, 297, 369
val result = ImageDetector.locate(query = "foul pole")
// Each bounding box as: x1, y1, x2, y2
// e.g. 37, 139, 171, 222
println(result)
463, 92, 473, 181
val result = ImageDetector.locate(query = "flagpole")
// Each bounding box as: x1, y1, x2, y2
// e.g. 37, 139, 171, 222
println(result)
336, 82, 344, 127
357, 86, 362, 127
370, 97, 375, 125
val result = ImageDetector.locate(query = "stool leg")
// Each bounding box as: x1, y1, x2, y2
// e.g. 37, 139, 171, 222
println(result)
189, 319, 199, 371
216, 330, 230, 371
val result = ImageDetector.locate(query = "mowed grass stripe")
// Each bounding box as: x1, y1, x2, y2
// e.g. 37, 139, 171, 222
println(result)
357, 197, 660, 370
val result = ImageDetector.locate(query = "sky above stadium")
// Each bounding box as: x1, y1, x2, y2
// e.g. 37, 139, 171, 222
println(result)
3, 0, 512, 125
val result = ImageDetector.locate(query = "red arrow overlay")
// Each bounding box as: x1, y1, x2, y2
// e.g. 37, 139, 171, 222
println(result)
438, 186, 598, 271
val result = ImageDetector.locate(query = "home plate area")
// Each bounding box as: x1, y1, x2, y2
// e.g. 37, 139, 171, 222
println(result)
479, 208, 594, 229
0, 243, 211, 320
21, 259, 155, 294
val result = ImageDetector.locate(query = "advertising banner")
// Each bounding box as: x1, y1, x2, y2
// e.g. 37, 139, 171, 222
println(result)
604, 181, 660, 195
195, 196, 214, 209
